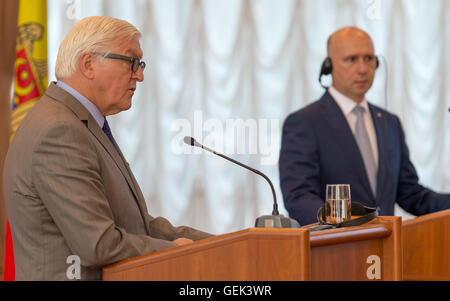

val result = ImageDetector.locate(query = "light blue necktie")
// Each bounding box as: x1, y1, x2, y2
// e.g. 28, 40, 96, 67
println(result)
353, 105, 377, 196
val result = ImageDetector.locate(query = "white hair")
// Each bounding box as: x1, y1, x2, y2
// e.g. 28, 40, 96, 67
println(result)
55, 16, 141, 80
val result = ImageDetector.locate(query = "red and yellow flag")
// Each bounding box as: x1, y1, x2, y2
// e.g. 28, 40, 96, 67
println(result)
4, 0, 47, 281
11, 0, 48, 140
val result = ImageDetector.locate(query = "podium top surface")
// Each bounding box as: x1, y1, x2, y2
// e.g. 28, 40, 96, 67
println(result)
403, 208, 450, 227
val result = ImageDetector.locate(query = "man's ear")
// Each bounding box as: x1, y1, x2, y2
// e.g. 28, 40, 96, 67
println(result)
78, 52, 96, 80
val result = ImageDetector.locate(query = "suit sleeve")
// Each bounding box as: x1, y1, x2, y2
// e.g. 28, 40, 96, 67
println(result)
32, 121, 180, 268
394, 117, 450, 215
279, 113, 325, 225
144, 215, 214, 241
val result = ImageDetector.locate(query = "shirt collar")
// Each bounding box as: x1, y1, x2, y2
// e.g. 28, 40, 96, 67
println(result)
56, 80, 105, 128
328, 85, 370, 116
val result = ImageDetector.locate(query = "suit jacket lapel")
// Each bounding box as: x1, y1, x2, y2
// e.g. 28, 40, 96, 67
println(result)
368, 104, 387, 204
45, 83, 150, 232
86, 119, 140, 200
322, 92, 375, 200
86, 121, 151, 233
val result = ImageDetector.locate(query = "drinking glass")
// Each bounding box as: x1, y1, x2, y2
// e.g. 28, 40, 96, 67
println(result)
325, 184, 351, 223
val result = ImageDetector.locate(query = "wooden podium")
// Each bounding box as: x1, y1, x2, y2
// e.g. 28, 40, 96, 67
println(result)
306, 216, 402, 280
403, 209, 450, 281
103, 217, 402, 281
103, 228, 310, 281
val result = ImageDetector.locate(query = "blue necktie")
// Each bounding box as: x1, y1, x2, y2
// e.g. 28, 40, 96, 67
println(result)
353, 106, 377, 196
102, 118, 119, 153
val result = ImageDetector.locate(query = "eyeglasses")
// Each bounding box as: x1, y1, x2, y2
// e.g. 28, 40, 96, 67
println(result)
92, 52, 146, 73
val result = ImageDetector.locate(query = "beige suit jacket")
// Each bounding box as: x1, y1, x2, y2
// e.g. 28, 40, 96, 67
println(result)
3, 83, 212, 280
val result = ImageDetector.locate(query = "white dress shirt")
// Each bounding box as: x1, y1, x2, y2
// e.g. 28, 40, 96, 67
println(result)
328, 85, 379, 168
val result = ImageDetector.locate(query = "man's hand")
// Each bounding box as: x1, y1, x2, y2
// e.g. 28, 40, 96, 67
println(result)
173, 237, 194, 246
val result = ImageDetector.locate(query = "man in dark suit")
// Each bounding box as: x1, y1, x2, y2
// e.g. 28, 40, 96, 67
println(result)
3, 16, 212, 280
279, 26, 450, 226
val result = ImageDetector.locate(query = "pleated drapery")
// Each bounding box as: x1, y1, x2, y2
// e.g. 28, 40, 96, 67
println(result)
40, 0, 450, 234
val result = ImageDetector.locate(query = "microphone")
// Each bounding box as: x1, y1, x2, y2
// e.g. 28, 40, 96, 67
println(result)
184, 136, 300, 228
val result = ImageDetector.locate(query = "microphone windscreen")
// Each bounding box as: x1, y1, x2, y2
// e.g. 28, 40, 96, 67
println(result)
184, 136, 195, 146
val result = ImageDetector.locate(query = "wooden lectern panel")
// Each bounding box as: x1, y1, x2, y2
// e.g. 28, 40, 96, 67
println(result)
103, 228, 310, 281
403, 209, 450, 281
306, 216, 402, 281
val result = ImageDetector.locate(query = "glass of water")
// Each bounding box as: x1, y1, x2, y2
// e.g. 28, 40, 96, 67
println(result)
325, 184, 351, 223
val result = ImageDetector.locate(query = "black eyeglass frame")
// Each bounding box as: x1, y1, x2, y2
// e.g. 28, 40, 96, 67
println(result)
92, 51, 146, 73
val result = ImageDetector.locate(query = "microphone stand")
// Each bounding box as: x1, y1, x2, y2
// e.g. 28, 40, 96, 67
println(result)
184, 136, 300, 228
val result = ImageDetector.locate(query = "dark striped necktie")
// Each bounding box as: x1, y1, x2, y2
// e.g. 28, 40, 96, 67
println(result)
102, 118, 119, 153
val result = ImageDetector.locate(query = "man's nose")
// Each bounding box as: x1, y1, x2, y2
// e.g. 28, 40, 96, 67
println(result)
132, 66, 144, 82
357, 58, 369, 73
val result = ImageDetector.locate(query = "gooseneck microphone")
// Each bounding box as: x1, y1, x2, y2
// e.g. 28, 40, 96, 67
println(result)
184, 136, 300, 228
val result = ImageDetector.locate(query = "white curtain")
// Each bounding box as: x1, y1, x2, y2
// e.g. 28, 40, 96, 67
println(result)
47, 0, 450, 234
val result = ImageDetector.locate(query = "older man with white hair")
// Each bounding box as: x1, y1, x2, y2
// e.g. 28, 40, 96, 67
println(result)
3, 16, 212, 281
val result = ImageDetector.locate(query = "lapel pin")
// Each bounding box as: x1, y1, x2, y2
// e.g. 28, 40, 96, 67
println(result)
377, 112, 382, 118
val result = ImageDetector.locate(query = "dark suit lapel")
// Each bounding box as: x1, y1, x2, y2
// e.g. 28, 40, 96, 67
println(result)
322, 92, 375, 200
368, 104, 387, 204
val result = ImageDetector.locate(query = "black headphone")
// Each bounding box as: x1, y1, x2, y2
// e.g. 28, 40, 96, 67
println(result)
308, 202, 379, 231
319, 56, 380, 89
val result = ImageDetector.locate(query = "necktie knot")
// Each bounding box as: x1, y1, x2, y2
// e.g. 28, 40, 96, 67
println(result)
102, 118, 110, 133
353, 105, 366, 117
102, 118, 119, 152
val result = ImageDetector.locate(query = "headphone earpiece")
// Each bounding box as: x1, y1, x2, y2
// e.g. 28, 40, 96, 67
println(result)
320, 57, 333, 76
319, 57, 333, 88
